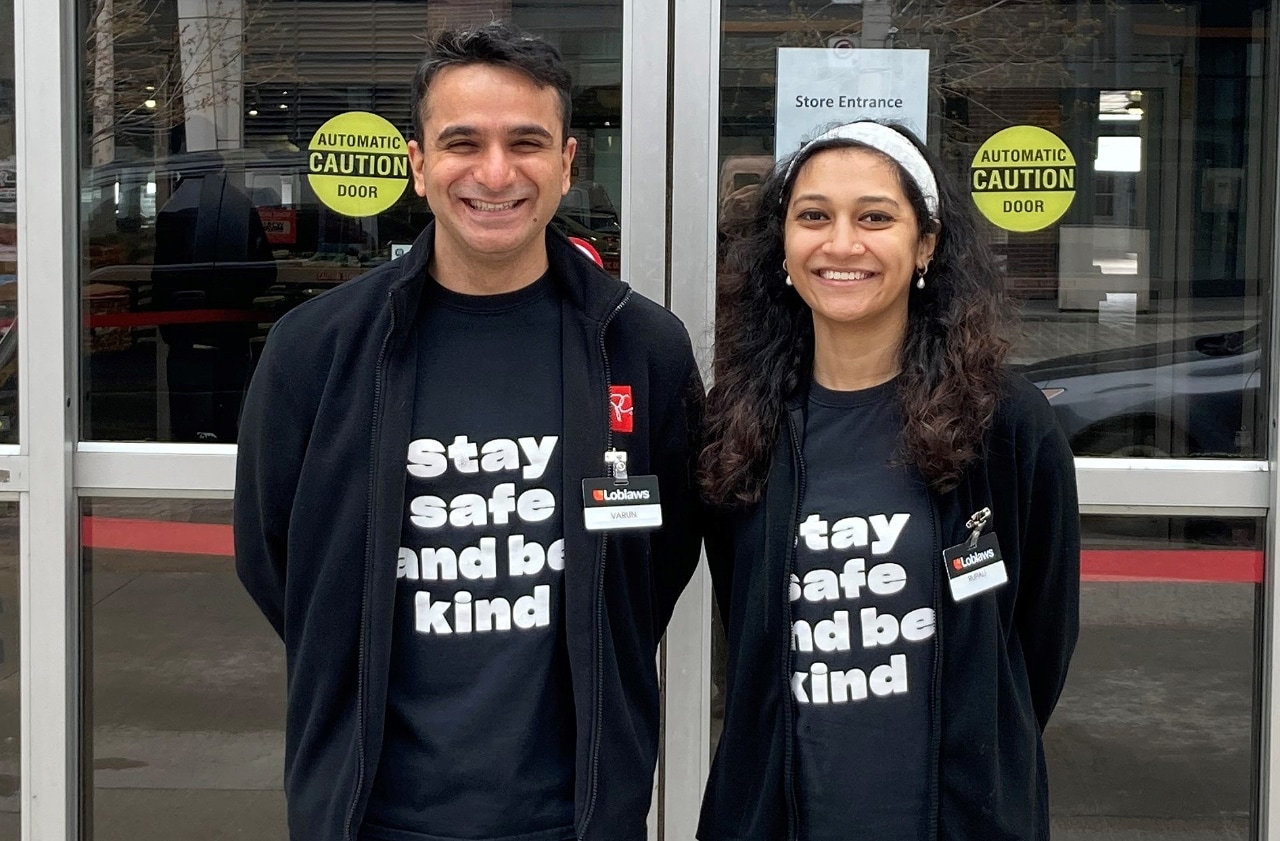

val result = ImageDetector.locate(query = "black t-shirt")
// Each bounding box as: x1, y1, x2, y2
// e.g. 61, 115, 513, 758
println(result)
791, 378, 938, 841
363, 274, 576, 841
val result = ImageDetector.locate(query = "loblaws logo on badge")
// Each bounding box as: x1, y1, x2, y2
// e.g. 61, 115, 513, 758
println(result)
953, 547, 996, 571
610, 385, 634, 433
596, 487, 651, 502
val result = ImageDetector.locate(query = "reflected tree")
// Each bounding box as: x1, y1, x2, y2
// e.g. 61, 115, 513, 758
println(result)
84, 0, 296, 164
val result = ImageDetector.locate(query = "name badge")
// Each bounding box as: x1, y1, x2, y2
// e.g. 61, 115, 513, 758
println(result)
582, 475, 663, 531
943, 532, 1008, 601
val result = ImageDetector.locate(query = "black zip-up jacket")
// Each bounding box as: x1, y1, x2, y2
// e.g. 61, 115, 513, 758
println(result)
234, 224, 704, 841
699, 375, 1080, 841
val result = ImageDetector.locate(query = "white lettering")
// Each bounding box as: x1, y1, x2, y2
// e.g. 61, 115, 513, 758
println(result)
407, 438, 448, 478
901, 607, 936, 642
868, 562, 907, 596
414, 591, 452, 634
860, 606, 900, 647
870, 513, 910, 554
518, 436, 558, 480
799, 514, 829, 551
448, 435, 480, 473
479, 439, 521, 473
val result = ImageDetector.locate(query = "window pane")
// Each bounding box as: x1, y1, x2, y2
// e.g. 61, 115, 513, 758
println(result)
0, 502, 18, 839
79, 2, 622, 443
0, 0, 15, 445
81, 498, 284, 839
1046, 515, 1261, 838
715, 1, 1270, 458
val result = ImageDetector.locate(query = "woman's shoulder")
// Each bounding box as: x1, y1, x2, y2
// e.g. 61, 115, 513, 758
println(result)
989, 370, 1064, 445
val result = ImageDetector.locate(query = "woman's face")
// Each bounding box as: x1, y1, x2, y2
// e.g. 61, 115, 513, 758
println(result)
783, 147, 937, 342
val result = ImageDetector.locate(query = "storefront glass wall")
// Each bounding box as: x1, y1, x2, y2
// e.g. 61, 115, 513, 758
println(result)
714, 0, 1270, 459
79, 0, 624, 443
1048, 515, 1262, 839
0, 503, 17, 840
0, 1, 19, 835
80, 498, 280, 841
0, 0, 13, 448
68, 1, 644, 839
0, 0, 1269, 838
701, 1, 1275, 838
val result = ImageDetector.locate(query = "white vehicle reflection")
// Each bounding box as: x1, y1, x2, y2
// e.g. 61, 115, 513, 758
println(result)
1020, 326, 1261, 458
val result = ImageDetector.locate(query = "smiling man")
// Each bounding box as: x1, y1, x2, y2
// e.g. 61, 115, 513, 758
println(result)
234, 22, 704, 841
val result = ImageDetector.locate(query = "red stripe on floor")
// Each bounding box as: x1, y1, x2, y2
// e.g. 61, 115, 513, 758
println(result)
77, 518, 1267, 583
1080, 549, 1263, 583
81, 516, 235, 556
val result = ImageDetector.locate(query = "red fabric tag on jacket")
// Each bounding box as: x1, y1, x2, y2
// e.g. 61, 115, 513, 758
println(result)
609, 385, 634, 433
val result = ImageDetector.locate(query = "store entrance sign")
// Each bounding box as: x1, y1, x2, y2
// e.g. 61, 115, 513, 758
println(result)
970, 125, 1077, 232
775, 47, 929, 160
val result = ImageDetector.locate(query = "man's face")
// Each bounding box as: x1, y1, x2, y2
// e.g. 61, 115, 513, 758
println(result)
409, 64, 576, 272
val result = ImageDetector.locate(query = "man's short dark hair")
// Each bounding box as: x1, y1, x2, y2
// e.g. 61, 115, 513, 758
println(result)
411, 22, 574, 146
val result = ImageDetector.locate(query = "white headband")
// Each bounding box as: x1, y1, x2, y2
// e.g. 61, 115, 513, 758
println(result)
782, 122, 940, 217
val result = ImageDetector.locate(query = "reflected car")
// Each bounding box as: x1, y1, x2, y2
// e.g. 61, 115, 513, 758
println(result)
1018, 326, 1261, 458
554, 182, 621, 275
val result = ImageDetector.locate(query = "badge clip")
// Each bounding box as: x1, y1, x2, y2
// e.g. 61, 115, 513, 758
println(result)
965, 507, 992, 549
604, 449, 629, 485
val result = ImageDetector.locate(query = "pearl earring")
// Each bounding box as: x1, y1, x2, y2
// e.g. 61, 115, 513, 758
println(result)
783, 260, 793, 287
916, 275, 925, 290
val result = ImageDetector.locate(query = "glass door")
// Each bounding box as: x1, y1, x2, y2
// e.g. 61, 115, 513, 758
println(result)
665, 1, 1277, 839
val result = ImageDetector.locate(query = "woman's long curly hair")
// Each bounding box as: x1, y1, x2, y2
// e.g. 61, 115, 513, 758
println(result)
700, 122, 1013, 505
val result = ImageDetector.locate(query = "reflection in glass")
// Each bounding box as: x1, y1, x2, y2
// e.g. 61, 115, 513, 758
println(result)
0, 0, 15, 445
715, 0, 1269, 458
1045, 515, 1261, 839
80, 2, 623, 442
82, 498, 284, 840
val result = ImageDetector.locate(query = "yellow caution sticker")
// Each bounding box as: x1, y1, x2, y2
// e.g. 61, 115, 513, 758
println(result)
970, 126, 1076, 233
307, 111, 409, 217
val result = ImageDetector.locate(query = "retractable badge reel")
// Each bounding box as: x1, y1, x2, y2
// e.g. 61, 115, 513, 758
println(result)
942, 506, 1009, 601
582, 449, 663, 531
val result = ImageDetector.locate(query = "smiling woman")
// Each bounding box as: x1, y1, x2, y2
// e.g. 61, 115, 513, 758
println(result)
703, 121, 1013, 501
697, 120, 1080, 841
782, 147, 935, 387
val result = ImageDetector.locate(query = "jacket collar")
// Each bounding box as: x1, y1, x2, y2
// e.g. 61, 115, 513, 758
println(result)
387, 221, 630, 347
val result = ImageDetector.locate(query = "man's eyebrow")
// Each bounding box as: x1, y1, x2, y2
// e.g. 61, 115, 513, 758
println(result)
435, 125, 479, 143
434, 124, 555, 142
507, 124, 555, 141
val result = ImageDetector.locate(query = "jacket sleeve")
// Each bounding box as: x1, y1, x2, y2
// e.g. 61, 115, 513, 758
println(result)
703, 503, 734, 624
651, 348, 707, 631
1015, 422, 1081, 731
233, 332, 313, 639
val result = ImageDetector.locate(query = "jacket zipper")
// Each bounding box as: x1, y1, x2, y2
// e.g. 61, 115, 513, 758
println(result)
345, 293, 397, 841
577, 287, 632, 840
925, 493, 944, 841
783, 410, 806, 841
